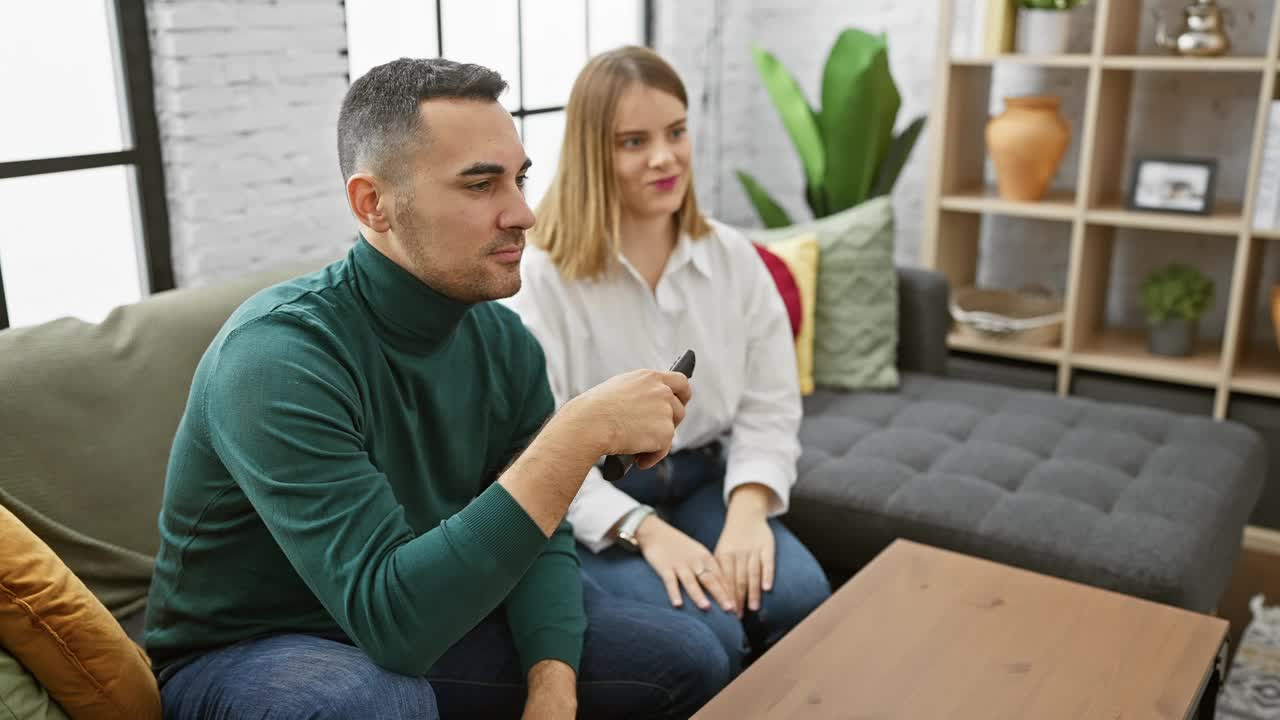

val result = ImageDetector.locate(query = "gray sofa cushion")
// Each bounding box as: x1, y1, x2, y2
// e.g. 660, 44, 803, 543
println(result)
788, 373, 1265, 612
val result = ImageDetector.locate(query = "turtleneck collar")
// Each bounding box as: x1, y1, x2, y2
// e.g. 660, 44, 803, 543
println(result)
351, 235, 472, 350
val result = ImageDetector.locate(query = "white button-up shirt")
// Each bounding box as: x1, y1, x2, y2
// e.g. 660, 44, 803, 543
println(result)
503, 219, 802, 553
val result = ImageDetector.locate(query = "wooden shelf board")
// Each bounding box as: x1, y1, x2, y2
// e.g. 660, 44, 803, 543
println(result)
1253, 227, 1280, 240
941, 187, 1077, 221
1070, 330, 1222, 387
1086, 202, 1244, 236
1101, 56, 1268, 72
952, 54, 1092, 68
948, 331, 1063, 364
1232, 345, 1280, 398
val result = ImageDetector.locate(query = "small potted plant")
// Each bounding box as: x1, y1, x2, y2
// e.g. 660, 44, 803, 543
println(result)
1140, 263, 1214, 357
1016, 0, 1088, 55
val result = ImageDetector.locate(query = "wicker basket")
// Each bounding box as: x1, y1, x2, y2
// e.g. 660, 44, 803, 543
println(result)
950, 286, 1065, 347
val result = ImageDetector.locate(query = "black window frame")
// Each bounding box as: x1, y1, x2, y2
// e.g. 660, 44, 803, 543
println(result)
0, 0, 173, 330
434, 0, 653, 129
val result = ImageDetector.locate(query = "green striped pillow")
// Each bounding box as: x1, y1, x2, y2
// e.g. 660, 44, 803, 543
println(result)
746, 196, 898, 390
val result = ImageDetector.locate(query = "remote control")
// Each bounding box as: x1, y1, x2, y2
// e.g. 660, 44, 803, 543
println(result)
600, 349, 696, 482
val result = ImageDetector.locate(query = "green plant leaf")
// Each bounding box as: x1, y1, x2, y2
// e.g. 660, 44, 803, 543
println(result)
751, 45, 825, 195
805, 182, 829, 218
736, 170, 794, 229
819, 28, 900, 212
870, 114, 927, 198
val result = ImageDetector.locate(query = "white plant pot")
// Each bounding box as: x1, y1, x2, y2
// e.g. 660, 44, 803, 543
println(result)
1016, 9, 1072, 55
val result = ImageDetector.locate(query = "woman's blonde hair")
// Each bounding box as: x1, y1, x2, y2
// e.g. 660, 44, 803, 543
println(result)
532, 46, 711, 280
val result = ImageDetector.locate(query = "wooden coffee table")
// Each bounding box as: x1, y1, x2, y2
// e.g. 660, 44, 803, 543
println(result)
694, 539, 1228, 719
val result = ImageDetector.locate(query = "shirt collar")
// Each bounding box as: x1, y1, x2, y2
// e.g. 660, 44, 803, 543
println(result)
614, 230, 714, 281
683, 230, 714, 279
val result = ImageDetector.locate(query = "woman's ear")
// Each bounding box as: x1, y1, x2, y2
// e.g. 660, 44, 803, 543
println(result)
346, 173, 392, 233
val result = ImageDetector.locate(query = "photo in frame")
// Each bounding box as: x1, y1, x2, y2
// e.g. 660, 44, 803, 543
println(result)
1128, 156, 1218, 215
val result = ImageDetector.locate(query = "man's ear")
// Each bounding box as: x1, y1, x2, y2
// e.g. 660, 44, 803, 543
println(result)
346, 173, 392, 233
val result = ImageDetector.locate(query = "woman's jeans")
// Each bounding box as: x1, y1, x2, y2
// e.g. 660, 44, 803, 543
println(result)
578, 447, 832, 677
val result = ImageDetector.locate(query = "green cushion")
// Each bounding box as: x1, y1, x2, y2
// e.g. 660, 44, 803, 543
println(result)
745, 196, 898, 390
0, 260, 332, 618
0, 650, 69, 720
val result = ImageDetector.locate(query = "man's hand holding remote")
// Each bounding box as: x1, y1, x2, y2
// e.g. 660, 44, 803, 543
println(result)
498, 366, 692, 537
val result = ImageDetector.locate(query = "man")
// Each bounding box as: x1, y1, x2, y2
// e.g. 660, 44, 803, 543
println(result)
145, 58, 728, 719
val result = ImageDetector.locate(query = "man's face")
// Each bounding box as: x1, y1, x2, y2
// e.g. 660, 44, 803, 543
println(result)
389, 98, 534, 304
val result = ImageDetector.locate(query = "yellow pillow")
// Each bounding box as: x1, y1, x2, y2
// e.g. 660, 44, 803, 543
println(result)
0, 503, 160, 720
764, 232, 820, 396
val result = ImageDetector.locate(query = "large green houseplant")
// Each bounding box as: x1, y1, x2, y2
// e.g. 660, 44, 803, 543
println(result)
737, 28, 926, 228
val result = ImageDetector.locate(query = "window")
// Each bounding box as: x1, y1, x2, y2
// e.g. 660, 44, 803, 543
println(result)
344, 0, 649, 207
0, 0, 172, 330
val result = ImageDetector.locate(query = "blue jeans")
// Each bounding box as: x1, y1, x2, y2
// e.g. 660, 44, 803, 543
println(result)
158, 574, 728, 719
579, 448, 832, 677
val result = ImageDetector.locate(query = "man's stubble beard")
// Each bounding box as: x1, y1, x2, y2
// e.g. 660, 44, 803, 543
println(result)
394, 192, 523, 304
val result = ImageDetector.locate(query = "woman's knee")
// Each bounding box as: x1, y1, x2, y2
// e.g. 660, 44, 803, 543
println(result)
759, 540, 832, 642
694, 604, 749, 675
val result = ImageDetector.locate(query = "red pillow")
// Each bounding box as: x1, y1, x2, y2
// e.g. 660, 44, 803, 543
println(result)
753, 243, 802, 339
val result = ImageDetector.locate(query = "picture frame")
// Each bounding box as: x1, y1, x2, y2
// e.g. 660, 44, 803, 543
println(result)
1127, 156, 1218, 216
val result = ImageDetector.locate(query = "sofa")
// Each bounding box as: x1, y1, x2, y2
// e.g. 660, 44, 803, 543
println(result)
789, 267, 1265, 614
0, 262, 1263, 683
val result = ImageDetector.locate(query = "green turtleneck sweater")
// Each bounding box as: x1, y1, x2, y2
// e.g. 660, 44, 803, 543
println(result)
145, 237, 585, 677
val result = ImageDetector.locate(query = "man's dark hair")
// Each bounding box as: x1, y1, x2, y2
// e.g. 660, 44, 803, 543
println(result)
337, 58, 508, 183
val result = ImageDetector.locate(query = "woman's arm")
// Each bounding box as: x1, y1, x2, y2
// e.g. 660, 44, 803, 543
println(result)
721, 233, 804, 515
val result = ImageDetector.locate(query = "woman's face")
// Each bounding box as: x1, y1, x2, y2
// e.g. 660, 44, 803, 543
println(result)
611, 83, 691, 222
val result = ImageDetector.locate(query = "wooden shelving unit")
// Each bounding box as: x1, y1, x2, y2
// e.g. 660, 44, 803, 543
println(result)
1085, 201, 1245, 235
924, 0, 1280, 420
953, 54, 1092, 68
1233, 345, 1280, 398
941, 187, 1077, 220
947, 331, 1064, 364
1100, 56, 1268, 72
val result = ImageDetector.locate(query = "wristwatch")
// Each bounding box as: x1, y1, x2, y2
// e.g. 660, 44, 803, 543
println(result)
615, 505, 656, 552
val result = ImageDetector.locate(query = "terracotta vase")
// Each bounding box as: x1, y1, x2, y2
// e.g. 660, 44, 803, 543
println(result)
986, 96, 1070, 202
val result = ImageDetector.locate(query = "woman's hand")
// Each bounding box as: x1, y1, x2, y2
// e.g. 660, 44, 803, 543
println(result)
634, 516, 736, 614
715, 484, 776, 617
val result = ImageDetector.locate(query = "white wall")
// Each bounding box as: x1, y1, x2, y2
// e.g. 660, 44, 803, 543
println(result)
657, 0, 1277, 339
146, 0, 353, 287
657, 0, 936, 265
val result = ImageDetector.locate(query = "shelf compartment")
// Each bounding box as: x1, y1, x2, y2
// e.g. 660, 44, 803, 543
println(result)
1232, 345, 1280, 398
948, 331, 1063, 365
952, 54, 1092, 68
1086, 201, 1245, 236
940, 187, 1077, 220
1070, 330, 1222, 388
1101, 56, 1269, 72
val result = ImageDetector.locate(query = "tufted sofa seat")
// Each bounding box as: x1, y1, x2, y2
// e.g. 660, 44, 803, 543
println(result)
785, 372, 1265, 612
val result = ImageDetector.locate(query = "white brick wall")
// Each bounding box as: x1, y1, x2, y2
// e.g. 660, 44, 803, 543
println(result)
146, 0, 352, 287
658, 0, 1275, 338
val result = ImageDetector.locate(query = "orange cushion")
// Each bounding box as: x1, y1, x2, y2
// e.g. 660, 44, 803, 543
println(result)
0, 503, 160, 719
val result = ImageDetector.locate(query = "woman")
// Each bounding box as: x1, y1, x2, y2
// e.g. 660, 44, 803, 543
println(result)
506, 46, 830, 675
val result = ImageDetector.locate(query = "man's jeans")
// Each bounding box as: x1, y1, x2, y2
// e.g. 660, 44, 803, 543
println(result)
578, 447, 832, 677
158, 573, 728, 719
